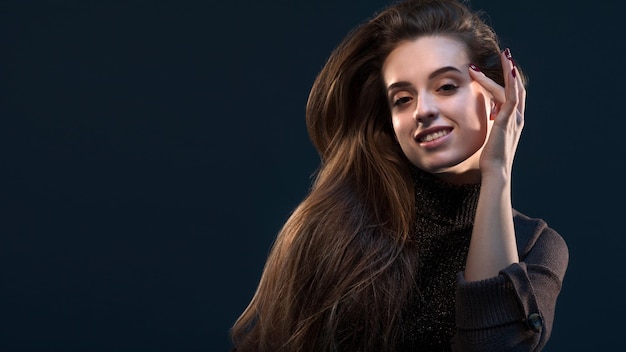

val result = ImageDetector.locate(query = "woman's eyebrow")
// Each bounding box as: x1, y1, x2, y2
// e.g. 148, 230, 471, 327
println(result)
428, 66, 462, 79
386, 66, 463, 93
386, 81, 413, 93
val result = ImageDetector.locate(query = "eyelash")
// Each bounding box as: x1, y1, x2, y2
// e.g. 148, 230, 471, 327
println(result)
392, 84, 459, 107
438, 83, 459, 92
393, 96, 412, 106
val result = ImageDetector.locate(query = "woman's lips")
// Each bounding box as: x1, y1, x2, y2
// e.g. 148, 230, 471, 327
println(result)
414, 126, 453, 149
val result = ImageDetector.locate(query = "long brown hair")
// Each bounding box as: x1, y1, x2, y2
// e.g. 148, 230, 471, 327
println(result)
231, 1, 512, 350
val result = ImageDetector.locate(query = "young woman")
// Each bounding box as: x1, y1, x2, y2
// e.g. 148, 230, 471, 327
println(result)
231, 0, 569, 350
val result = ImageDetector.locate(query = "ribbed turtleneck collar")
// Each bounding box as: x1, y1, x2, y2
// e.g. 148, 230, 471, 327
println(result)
410, 165, 480, 235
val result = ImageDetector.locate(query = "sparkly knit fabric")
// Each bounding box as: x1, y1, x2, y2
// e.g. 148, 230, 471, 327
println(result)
399, 166, 480, 351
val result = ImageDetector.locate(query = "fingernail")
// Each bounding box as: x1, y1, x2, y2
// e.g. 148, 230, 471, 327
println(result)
469, 63, 481, 72
504, 48, 512, 60
512, 67, 517, 78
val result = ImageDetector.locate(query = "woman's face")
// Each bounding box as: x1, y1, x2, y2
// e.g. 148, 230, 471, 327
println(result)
382, 35, 493, 184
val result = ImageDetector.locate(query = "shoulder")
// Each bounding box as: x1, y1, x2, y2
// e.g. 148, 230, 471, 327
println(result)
512, 209, 569, 261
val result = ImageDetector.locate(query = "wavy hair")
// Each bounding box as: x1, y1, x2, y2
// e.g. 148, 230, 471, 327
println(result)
231, 1, 518, 350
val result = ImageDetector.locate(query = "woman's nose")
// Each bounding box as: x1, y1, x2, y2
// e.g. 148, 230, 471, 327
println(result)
414, 94, 438, 123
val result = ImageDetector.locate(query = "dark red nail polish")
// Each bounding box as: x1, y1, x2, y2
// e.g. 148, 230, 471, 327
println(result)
504, 48, 512, 60
469, 63, 481, 72
512, 67, 517, 78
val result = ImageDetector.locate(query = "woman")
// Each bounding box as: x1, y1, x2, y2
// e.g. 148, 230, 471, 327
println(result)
230, 0, 569, 350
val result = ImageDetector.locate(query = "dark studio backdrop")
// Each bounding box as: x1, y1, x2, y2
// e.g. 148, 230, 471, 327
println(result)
1, 0, 623, 351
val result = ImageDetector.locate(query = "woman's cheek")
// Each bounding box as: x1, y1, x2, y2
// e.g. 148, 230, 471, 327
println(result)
391, 116, 404, 140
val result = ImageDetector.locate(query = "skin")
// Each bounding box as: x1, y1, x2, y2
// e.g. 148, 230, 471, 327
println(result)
383, 35, 526, 281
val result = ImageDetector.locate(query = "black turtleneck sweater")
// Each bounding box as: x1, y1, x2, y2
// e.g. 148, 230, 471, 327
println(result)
399, 167, 569, 351
231, 167, 569, 352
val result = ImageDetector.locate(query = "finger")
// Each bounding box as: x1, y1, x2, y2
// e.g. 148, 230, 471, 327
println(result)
516, 67, 526, 116
505, 49, 526, 123
503, 47, 526, 116
468, 64, 505, 104
513, 66, 525, 126
499, 49, 520, 121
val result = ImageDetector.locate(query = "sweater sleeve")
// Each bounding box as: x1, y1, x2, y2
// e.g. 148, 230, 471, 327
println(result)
452, 215, 569, 351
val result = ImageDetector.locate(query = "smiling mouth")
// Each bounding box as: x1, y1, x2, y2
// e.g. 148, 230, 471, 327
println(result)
418, 129, 450, 143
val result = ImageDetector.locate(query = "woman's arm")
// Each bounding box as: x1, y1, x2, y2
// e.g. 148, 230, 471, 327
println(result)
465, 173, 519, 281
464, 48, 525, 281
457, 50, 569, 350
453, 216, 569, 351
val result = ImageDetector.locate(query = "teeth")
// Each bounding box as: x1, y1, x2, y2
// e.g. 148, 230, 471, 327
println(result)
420, 130, 449, 142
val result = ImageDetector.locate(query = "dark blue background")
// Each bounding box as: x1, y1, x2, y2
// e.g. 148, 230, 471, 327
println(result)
1, 0, 623, 351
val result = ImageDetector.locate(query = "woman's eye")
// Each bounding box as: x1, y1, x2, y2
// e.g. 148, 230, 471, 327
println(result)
394, 96, 413, 106
438, 84, 459, 92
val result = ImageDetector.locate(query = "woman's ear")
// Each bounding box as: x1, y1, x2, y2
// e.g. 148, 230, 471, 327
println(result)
489, 100, 497, 121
